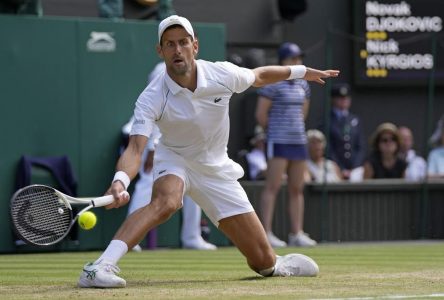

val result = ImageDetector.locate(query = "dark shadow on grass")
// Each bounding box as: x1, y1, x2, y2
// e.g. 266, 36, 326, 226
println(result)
123, 276, 266, 287
72, 276, 268, 289
239, 276, 267, 281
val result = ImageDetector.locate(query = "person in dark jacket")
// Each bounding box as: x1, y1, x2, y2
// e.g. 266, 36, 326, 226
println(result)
320, 83, 365, 180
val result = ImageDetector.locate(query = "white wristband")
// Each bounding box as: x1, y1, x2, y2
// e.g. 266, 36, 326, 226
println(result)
113, 171, 130, 190
287, 65, 307, 80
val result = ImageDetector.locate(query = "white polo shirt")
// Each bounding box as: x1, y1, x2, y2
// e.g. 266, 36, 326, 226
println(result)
131, 59, 255, 179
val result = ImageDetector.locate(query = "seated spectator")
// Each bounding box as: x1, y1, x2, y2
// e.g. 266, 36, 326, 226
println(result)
398, 126, 426, 181
363, 122, 407, 179
246, 125, 267, 180
98, 0, 123, 19
306, 129, 342, 183
427, 115, 444, 179
0, 0, 42, 15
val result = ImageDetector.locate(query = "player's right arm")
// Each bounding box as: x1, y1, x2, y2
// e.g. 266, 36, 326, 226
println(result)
106, 134, 148, 209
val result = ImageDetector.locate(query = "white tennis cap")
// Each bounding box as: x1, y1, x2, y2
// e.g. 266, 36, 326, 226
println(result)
158, 15, 194, 43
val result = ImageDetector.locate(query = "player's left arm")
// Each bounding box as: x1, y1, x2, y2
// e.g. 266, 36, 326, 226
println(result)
252, 66, 339, 87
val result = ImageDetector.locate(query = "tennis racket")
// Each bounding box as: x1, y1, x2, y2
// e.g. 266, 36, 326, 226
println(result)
10, 184, 128, 247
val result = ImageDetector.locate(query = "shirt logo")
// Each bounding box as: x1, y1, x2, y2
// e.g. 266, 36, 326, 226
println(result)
214, 97, 222, 103
158, 170, 167, 175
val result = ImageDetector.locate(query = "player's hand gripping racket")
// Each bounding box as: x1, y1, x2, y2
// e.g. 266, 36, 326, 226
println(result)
10, 184, 128, 246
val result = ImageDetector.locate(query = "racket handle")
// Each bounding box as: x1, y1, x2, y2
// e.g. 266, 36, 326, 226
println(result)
92, 191, 129, 207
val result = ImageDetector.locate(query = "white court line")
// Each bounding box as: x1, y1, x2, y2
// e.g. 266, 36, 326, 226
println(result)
313, 293, 444, 300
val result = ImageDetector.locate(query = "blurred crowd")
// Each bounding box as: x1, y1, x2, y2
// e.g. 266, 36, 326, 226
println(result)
236, 43, 444, 185
229, 42, 444, 248
244, 86, 444, 183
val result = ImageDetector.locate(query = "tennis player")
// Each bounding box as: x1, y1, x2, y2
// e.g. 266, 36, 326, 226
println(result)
78, 15, 339, 288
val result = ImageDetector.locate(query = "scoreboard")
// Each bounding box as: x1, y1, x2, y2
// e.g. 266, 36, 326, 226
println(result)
353, 0, 443, 86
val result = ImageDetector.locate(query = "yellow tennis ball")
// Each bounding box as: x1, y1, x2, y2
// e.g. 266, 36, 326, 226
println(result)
78, 211, 97, 230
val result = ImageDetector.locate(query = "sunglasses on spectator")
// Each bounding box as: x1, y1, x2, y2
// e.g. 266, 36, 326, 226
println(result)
380, 136, 396, 143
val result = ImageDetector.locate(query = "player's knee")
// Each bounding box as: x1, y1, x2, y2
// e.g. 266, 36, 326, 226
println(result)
262, 250, 276, 267
151, 197, 181, 221
249, 249, 276, 272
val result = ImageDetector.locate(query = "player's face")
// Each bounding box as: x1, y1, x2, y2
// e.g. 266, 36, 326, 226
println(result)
157, 27, 198, 76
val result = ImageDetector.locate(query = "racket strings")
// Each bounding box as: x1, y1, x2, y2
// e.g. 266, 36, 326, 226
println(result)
11, 186, 72, 245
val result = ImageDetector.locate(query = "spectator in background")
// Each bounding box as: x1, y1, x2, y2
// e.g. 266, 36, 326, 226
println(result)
246, 125, 267, 180
0, 0, 42, 15
427, 115, 444, 178
306, 129, 342, 183
398, 126, 426, 181
256, 42, 316, 248
227, 53, 244, 67
320, 83, 365, 180
363, 122, 407, 179
98, 0, 123, 19
244, 48, 267, 69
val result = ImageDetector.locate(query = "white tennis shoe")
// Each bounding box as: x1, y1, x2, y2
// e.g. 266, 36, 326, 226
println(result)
78, 260, 126, 288
288, 231, 317, 247
131, 244, 143, 252
266, 231, 287, 248
183, 237, 217, 250
273, 254, 319, 277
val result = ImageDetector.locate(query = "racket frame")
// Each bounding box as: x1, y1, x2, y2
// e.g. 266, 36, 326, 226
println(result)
10, 184, 119, 247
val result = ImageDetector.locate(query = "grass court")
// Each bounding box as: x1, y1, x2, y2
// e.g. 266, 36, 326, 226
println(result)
1, 241, 443, 299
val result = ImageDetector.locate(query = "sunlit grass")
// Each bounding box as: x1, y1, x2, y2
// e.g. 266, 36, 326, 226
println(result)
0, 241, 443, 299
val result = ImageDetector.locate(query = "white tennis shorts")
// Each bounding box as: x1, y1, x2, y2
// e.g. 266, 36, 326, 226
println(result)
153, 157, 254, 227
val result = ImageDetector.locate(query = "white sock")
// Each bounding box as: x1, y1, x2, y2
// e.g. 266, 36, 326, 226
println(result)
95, 240, 128, 265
